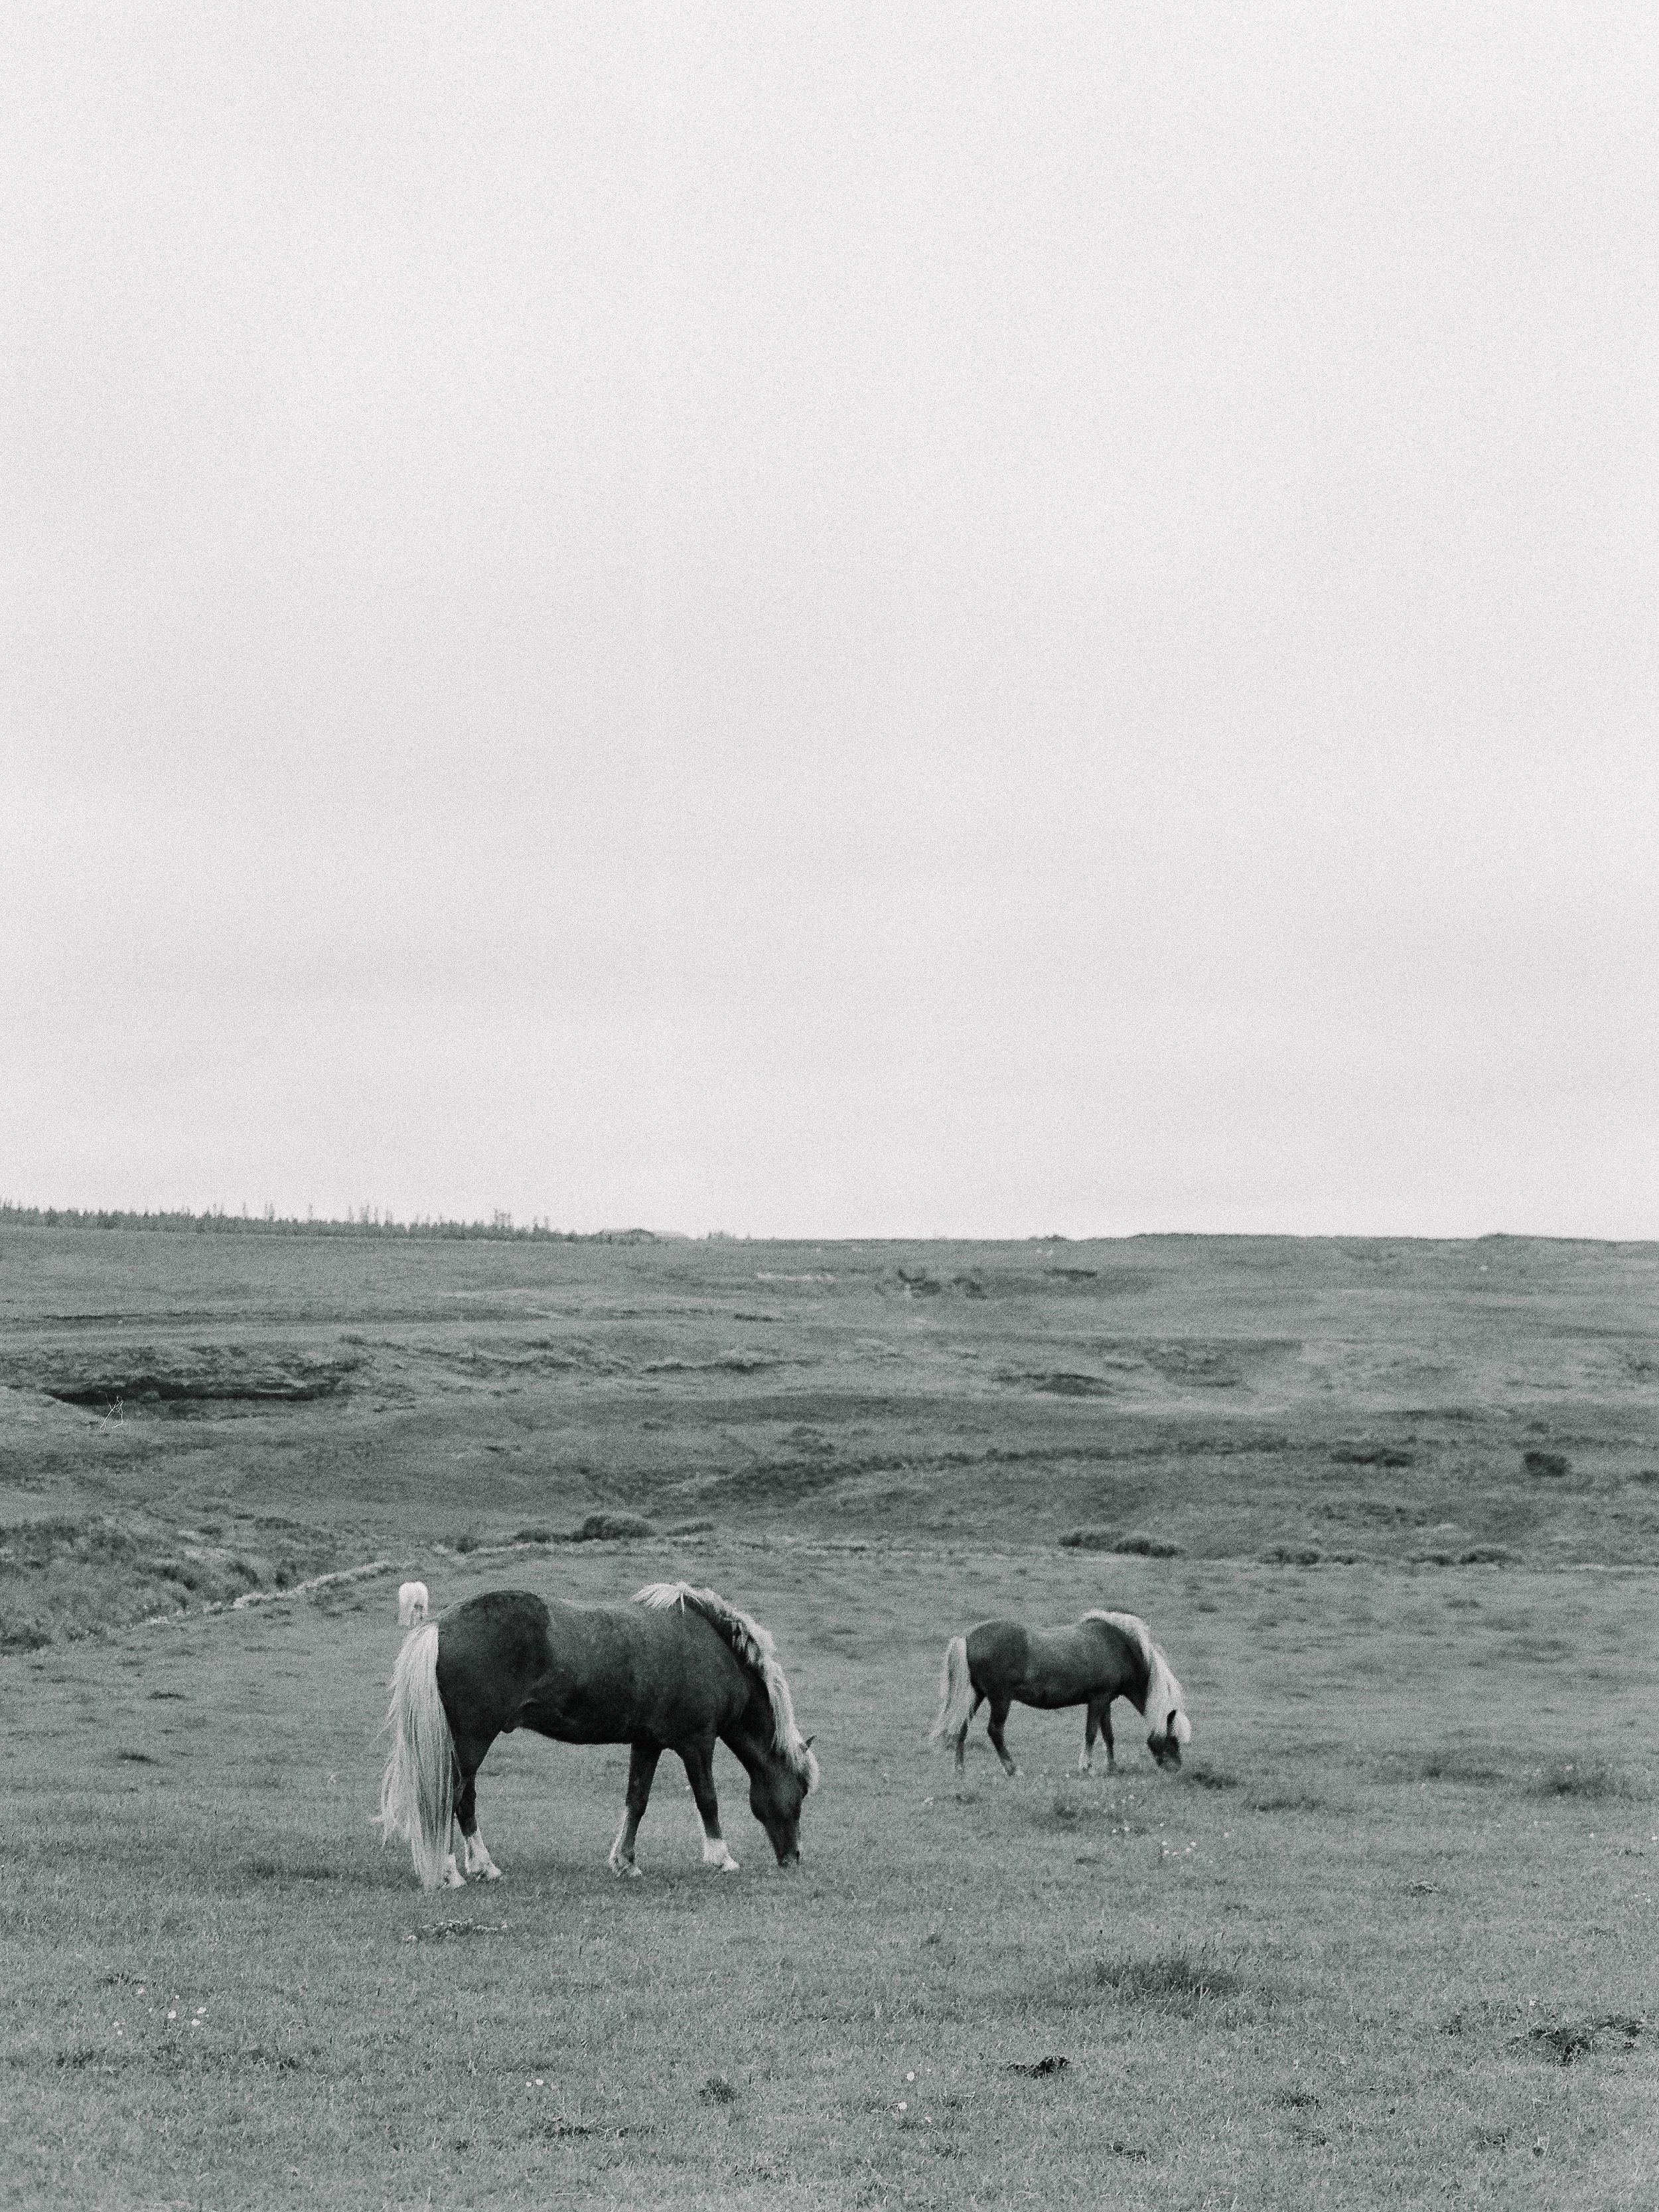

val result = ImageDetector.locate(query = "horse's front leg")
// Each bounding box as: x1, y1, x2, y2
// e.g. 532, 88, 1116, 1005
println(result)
680, 1736, 739, 1871
986, 1696, 1018, 1777
1080, 1698, 1114, 1775
609, 1742, 661, 1877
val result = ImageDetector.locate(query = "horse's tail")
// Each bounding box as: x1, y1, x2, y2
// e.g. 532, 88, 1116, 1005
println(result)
928, 1635, 976, 1747
376, 1622, 455, 1889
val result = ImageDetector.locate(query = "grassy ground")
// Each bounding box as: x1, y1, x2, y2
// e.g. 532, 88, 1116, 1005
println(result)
5, 1537, 1656, 2209
3, 1228, 1657, 2205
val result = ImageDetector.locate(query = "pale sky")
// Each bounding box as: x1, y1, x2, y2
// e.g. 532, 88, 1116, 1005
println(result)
3, 5, 1655, 1237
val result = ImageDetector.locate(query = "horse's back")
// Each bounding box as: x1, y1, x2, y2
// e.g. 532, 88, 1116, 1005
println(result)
436, 1587, 751, 1749
968, 1616, 1129, 1707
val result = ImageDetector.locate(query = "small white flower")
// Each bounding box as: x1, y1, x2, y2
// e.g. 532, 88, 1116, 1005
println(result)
898, 2102, 907, 2113
905, 2072, 914, 2083
167, 2010, 177, 2021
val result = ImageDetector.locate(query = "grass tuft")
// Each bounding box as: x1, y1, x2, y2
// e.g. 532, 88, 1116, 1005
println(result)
1532, 1755, 1634, 1801
1090, 1948, 1245, 2011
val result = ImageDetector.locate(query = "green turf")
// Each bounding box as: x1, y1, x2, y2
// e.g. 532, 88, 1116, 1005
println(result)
3, 1540, 1656, 2209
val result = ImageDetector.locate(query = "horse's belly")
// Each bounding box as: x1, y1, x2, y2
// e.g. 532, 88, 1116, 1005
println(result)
1015, 1682, 1085, 1710
523, 1690, 628, 1745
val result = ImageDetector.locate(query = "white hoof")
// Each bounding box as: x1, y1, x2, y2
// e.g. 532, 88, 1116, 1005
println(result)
476, 1862, 503, 1881
441, 1856, 465, 1890
1078, 1751, 1092, 1773
609, 1854, 642, 1878
719, 1855, 741, 1874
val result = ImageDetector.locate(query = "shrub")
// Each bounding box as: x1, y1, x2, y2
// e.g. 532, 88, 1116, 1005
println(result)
1524, 1449, 1571, 1477
573, 1512, 656, 1542
1060, 1529, 1183, 1557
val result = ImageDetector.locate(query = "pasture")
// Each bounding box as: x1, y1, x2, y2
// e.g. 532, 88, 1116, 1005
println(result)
6, 1540, 1658, 2209
3, 1226, 1658, 2205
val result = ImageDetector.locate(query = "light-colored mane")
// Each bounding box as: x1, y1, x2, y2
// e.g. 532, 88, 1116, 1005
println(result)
636, 1582, 820, 1789
1083, 1609, 1193, 1744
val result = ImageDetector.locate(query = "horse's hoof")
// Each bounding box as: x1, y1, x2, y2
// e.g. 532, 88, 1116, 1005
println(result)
478, 1865, 503, 1881
719, 1858, 741, 1874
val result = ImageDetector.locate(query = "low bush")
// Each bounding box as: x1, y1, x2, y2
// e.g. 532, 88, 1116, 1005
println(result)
1060, 1529, 1183, 1557
572, 1512, 657, 1542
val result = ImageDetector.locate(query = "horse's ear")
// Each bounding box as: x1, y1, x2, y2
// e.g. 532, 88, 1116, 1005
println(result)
804, 1735, 815, 1749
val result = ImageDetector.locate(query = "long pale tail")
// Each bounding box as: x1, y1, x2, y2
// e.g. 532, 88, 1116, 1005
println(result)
928, 1635, 976, 1747
376, 1623, 455, 1888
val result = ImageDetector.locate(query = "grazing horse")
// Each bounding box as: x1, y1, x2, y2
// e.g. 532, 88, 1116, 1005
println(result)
928, 1609, 1192, 1777
397, 1580, 429, 1627
376, 1581, 818, 1889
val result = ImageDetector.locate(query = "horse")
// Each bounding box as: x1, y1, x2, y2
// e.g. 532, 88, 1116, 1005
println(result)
397, 1580, 429, 1627
928, 1609, 1192, 1778
376, 1580, 819, 1889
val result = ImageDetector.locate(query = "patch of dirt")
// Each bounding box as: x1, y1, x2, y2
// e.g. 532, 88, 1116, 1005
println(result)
1526, 2016, 1643, 2064
21, 1346, 360, 1412
1016, 1371, 1115, 1398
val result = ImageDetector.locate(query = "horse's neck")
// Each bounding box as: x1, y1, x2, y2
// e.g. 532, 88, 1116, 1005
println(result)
720, 1691, 778, 1781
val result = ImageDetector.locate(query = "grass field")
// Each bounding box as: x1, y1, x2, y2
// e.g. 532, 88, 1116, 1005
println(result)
3, 1228, 1658, 2205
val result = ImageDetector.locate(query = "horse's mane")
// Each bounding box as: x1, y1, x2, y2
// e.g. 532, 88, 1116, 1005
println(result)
1082, 1610, 1194, 1745
634, 1583, 820, 1789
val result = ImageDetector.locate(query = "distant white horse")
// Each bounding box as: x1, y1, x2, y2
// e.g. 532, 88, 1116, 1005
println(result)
398, 1581, 429, 1628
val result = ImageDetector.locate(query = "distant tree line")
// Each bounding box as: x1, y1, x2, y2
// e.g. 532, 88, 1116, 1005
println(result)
0, 1202, 658, 1244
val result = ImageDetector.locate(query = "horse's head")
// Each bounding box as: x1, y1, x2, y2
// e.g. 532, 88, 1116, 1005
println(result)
1147, 1708, 1193, 1769
749, 1736, 816, 1864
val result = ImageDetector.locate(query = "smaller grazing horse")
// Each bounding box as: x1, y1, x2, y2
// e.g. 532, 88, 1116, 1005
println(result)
929, 1609, 1192, 1777
397, 1581, 429, 1627
377, 1581, 818, 1888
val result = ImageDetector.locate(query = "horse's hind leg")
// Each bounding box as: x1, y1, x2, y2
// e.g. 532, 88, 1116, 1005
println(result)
679, 1735, 739, 1872
609, 1743, 661, 1877
454, 1743, 502, 1881
954, 1693, 983, 1777
986, 1696, 1018, 1777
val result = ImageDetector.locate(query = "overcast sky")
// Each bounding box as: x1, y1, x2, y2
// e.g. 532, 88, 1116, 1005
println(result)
3, 5, 1654, 1237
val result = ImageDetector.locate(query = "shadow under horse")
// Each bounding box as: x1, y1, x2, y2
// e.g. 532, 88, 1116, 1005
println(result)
928, 1608, 1192, 1778
378, 1580, 818, 1888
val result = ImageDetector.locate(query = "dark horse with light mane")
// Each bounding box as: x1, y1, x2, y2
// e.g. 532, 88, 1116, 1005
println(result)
928, 1609, 1192, 1778
378, 1582, 818, 1887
